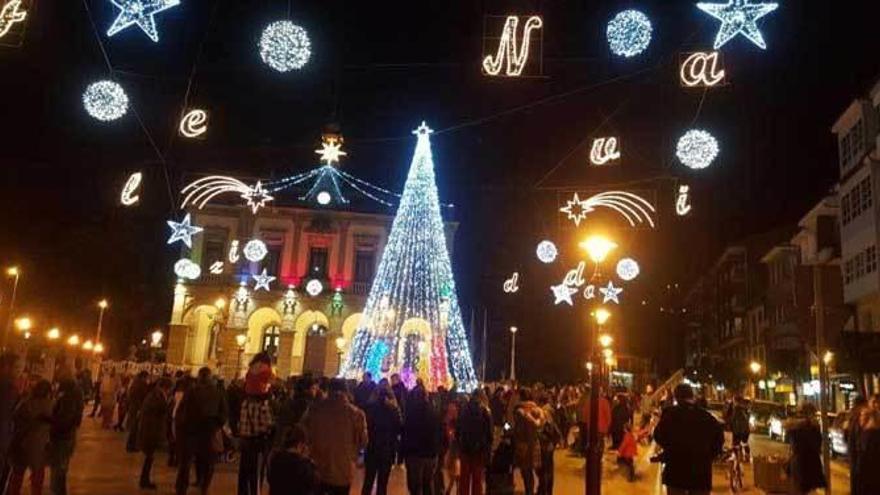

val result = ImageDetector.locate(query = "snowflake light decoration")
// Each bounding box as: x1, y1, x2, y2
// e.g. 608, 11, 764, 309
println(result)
676, 129, 720, 170
259, 20, 311, 72
166, 213, 203, 248
616, 258, 640, 281
536, 240, 558, 264
252, 268, 276, 291
106, 0, 180, 43
243, 239, 268, 262
697, 0, 779, 50
305, 279, 323, 297
83, 80, 129, 121
315, 138, 347, 166
173, 258, 201, 280
606, 9, 653, 58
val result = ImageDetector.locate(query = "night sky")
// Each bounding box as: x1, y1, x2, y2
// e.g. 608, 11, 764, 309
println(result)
2, 0, 879, 382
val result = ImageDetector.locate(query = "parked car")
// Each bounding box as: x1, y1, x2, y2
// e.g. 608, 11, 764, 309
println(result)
829, 411, 849, 458
706, 400, 726, 423
751, 400, 792, 440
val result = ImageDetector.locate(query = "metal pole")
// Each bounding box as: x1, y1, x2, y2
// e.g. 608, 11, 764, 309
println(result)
813, 264, 832, 493
96, 306, 106, 343
2, 273, 19, 350
586, 316, 601, 495
482, 308, 488, 382
509, 329, 516, 382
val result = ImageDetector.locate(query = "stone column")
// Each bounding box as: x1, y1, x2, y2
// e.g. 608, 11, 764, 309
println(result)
167, 324, 189, 365
277, 330, 295, 378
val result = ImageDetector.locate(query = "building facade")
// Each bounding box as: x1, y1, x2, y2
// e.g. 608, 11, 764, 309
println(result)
165, 202, 459, 380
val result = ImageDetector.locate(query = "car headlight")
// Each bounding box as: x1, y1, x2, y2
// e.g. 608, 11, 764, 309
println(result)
770, 418, 782, 435
749, 414, 756, 428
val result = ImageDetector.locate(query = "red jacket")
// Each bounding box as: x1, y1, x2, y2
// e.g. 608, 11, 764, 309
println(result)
581, 396, 612, 434
618, 431, 637, 459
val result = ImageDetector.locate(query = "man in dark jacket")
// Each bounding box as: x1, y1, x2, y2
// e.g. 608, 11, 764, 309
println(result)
138, 377, 172, 489
353, 372, 376, 410
175, 367, 228, 495
653, 383, 723, 495
0, 352, 22, 493
126, 371, 151, 452
361, 384, 402, 495
48, 377, 84, 495
457, 391, 493, 495
401, 385, 441, 495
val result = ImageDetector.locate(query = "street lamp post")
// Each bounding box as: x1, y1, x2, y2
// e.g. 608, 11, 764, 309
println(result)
235, 333, 247, 378
581, 235, 616, 495
509, 326, 518, 382
95, 299, 108, 344
749, 361, 762, 399
2, 267, 20, 350
335, 337, 346, 376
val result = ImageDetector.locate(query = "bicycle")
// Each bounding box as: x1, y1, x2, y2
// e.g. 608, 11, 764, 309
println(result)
723, 443, 745, 493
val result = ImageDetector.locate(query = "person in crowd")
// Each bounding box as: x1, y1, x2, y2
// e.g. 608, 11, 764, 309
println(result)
268, 425, 318, 495
390, 373, 408, 466
848, 395, 868, 495
441, 399, 461, 495
617, 421, 638, 482
609, 393, 631, 449
580, 386, 611, 455
276, 375, 316, 447
127, 371, 151, 452
77, 369, 93, 406
0, 352, 22, 492
137, 377, 172, 489
353, 372, 376, 410
653, 383, 723, 495
512, 388, 544, 495
175, 367, 228, 495
361, 382, 402, 495
115, 374, 131, 432
301, 377, 368, 495
401, 384, 441, 495
728, 396, 752, 459
99, 368, 120, 429
785, 403, 826, 495
238, 352, 276, 495
168, 375, 192, 467
456, 390, 493, 495
856, 395, 880, 495
7, 379, 52, 495
48, 376, 84, 495
536, 391, 561, 495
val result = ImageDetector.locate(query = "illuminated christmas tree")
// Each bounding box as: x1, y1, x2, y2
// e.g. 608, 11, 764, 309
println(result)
341, 122, 478, 391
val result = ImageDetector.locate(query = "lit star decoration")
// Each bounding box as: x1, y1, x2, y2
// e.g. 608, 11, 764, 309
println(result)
606, 9, 653, 58
83, 80, 129, 122
315, 138, 347, 166
616, 258, 640, 281
241, 181, 274, 214
305, 279, 323, 297
252, 269, 276, 291
173, 258, 201, 280
120, 172, 142, 206
560, 191, 656, 228
599, 281, 623, 304
106, 0, 181, 43
482, 15, 543, 77
0, 0, 27, 39
259, 20, 311, 72
696, 0, 779, 50
243, 240, 268, 263
551, 282, 579, 306
536, 240, 558, 264
181, 176, 275, 213
341, 121, 478, 392
179, 109, 207, 138
676, 129, 720, 170
166, 213, 203, 248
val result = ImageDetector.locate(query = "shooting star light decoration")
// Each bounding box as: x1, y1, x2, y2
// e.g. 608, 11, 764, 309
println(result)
181, 176, 274, 214
559, 191, 656, 228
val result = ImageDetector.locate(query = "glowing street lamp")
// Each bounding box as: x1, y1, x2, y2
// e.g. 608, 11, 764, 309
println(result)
598, 334, 613, 348
235, 333, 248, 378
594, 308, 611, 326
823, 351, 833, 365
150, 330, 164, 348
47, 328, 60, 340
93, 342, 105, 354
2, 266, 21, 349
749, 361, 762, 375
214, 297, 226, 310
83, 340, 94, 351
580, 235, 618, 264
335, 337, 346, 375
509, 326, 518, 382
14, 317, 32, 332
95, 299, 108, 345
67, 334, 80, 347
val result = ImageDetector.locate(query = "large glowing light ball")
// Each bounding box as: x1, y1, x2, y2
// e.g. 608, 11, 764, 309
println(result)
616, 258, 640, 281
676, 129, 720, 170
83, 80, 129, 121
536, 240, 558, 264
259, 20, 311, 72
316, 191, 332, 205
305, 279, 323, 296
174, 258, 201, 280
243, 239, 268, 262
606, 9, 653, 58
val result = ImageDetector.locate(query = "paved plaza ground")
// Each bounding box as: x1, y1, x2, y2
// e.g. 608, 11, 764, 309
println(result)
63, 413, 850, 494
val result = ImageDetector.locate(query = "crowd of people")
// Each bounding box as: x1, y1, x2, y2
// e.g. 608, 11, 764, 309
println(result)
4, 347, 880, 495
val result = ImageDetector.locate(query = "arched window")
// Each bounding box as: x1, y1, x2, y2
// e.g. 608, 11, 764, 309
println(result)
262, 324, 281, 362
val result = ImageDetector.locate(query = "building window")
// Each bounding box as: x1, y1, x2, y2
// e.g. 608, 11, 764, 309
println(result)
840, 119, 865, 171
842, 176, 873, 226
262, 325, 281, 362
202, 237, 226, 269
354, 250, 375, 283
264, 244, 282, 275
308, 246, 329, 278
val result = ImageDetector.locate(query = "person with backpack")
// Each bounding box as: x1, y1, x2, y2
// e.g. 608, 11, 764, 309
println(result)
457, 391, 493, 495
728, 396, 751, 459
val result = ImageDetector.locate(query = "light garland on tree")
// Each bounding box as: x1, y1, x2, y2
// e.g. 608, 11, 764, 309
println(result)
366, 340, 390, 377
179, 109, 208, 138
606, 9, 653, 58
696, 0, 779, 50
120, 171, 142, 206
0, 0, 27, 39
259, 20, 311, 72
559, 191, 656, 228
181, 176, 274, 213
305, 279, 323, 297
341, 122, 478, 392
243, 239, 268, 262
536, 240, 558, 263
173, 258, 201, 280
616, 258, 640, 281
83, 80, 129, 122
482, 15, 543, 77
252, 268, 276, 291
590, 137, 621, 165
676, 129, 719, 170
680, 51, 726, 87
676, 185, 693, 215
106, 0, 180, 43
166, 213, 203, 248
